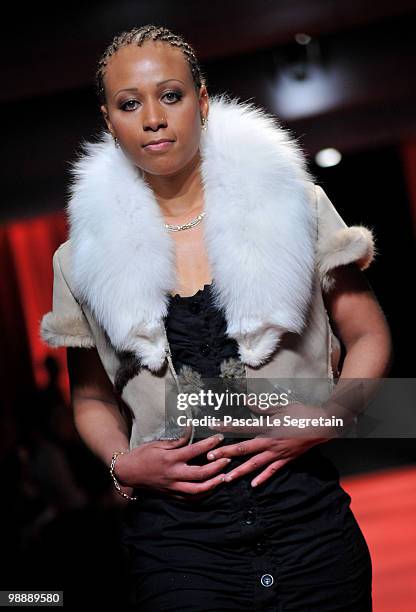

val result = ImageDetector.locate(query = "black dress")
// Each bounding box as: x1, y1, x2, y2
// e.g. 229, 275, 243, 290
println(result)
120, 284, 372, 611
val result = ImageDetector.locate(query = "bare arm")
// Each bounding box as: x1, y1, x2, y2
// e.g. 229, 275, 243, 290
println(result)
320, 263, 394, 426
66, 346, 137, 500
66, 346, 229, 501
67, 347, 131, 466
323, 262, 393, 378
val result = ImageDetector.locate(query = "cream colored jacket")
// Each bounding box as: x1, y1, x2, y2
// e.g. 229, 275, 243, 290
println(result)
39, 95, 376, 448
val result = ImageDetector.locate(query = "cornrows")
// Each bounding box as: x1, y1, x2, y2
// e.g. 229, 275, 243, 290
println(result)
95, 24, 206, 104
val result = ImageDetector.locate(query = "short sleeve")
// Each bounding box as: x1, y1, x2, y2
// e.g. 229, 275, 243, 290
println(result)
315, 184, 377, 293
39, 245, 96, 349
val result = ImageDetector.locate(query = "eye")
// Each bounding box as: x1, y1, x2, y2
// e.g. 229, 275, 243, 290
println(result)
162, 90, 183, 104
120, 99, 139, 112
119, 90, 182, 112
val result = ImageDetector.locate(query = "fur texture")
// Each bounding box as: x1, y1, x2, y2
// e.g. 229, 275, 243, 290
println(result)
318, 225, 376, 293
66, 94, 317, 370
40, 312, 95, 348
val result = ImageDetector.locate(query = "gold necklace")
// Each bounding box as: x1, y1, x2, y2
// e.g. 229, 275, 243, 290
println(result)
164, 211, 206, 232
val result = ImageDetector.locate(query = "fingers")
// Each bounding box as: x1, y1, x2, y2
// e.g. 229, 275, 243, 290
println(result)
205, 439, 263, 460
173, 471, 228, 497
216, 451, 275, 484
250, 458, 290, 488
173, 433, 225, 462
167, 457, 288, 500
179, 457, 232, 482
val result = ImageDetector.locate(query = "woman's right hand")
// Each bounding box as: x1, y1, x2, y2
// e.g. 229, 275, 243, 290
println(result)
114, 429, 231, 501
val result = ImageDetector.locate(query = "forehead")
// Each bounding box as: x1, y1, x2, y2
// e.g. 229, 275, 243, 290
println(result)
104, 41, 191, 90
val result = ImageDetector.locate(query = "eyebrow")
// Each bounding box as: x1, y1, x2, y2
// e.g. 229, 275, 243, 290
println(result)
114, 79, 185, 98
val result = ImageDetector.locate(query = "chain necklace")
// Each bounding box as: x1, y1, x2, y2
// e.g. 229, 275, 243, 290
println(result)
164, 211, 206, 232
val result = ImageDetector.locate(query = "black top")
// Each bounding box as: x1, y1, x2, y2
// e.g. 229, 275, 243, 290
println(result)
165, 282, 240, 378
164, 282, 249, 441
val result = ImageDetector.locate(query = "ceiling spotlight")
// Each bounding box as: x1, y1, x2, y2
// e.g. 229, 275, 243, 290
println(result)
295, 33, 312, 45
315, 148, 342, 168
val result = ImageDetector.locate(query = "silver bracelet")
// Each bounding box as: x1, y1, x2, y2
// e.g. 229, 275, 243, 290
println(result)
109, 450, 139, 502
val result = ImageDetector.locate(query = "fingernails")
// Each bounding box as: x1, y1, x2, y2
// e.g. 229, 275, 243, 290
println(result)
251, 480, 258, 487
207, 452, 215, 460
225, 475, 232, 482
216, 434, 224, 441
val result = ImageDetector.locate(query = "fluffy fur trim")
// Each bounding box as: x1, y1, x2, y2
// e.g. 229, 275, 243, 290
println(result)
66, 94, 316, 370
40, 312, 95, 348
318, 226, 376, 292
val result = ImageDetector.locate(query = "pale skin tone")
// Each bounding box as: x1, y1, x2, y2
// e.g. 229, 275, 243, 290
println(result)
67, 40, 393, 502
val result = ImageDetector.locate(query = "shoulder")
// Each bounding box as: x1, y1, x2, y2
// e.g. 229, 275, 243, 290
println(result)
308, 183, 377, 293
53, 239, 82, 303
39, 239, 95, 349
54, 239, 71, 275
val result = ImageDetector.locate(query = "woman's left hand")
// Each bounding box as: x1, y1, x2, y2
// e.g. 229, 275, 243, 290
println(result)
206, 402, 333, 488
205, 435, 326, 488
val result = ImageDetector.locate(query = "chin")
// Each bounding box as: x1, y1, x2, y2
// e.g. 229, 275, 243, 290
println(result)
141, 159, 189, 178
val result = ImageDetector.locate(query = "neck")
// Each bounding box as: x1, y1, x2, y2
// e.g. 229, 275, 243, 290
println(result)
142, 149, 204, 219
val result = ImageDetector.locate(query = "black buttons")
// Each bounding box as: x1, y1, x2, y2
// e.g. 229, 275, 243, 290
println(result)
199, 343, 211, 356
255, 541, 267, 555
260, 574, 274, 587
244, 509, 256, 525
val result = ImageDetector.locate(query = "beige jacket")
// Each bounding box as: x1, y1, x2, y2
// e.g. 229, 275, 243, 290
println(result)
39, 95, 376, 448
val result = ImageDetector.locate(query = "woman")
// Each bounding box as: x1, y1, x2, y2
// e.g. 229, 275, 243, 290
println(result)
40, 25, 392, 610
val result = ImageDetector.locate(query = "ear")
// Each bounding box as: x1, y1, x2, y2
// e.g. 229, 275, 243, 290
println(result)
100, 104, 115, 138
198, 84, 209, 121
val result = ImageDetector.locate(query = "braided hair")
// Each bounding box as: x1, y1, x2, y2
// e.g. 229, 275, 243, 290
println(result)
95, 24, 206, 105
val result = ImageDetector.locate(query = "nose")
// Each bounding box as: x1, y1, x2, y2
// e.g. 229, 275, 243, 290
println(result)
142, 100, 167, 132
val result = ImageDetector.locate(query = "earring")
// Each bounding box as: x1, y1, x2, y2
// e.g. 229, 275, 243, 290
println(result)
201, 116, 208, 130
113, 136, 120, 148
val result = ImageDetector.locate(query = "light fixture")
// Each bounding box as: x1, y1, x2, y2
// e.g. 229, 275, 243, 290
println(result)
295, 33, 312, 46
315, 148, 342, 168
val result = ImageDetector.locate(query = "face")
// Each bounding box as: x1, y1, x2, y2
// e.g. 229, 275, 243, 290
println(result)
100, 40, 208, 178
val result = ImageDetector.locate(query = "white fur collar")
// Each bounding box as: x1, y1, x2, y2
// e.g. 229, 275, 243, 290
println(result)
67, 94, 316, 371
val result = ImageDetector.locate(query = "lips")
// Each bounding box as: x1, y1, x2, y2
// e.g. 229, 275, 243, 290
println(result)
143, 140, 175, 152
144, 139, 174, 147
